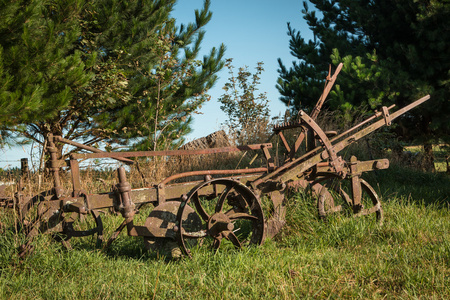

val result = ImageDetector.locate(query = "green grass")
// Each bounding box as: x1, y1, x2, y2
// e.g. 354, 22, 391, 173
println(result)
403, 144, 449, 173
1, 166, 449, 299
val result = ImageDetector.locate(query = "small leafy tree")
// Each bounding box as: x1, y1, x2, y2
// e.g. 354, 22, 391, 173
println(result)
219, 59, 270, 144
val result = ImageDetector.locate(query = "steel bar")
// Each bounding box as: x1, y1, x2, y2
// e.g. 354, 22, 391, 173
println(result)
330, 104, 396, 144
54, 136, 135, 165
70, 144, 273, 160
253, 95, 430, 187
160, 168, 268, 185
311, 63, 343, 119
333, 95, 430, 153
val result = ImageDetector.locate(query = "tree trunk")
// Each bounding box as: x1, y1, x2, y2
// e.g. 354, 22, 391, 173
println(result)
39, 138, 48, 173
446, 154, 450, 174
423, 142, 435, 172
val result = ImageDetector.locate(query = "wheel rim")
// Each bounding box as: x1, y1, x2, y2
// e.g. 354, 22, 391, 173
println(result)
176, 179, 265, 257
61, 210, 103, 245
312, 174, 383, 224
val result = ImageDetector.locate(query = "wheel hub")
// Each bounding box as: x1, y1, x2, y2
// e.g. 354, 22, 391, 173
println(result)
207, 213, 234, 238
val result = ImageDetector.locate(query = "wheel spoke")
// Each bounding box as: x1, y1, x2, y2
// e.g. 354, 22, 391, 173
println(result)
330, 205, 342, 213
192, 193, 210, 222
368, 202, 381, 214
224, 231, 242, 249
182, 229, 207, 238
215, 182, 236, 213
212, 238, 221, 250
227, 211, 259, 221
354, 202, 380, 216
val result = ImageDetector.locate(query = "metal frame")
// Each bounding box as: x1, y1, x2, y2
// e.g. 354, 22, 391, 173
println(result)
10, 65, 430, 258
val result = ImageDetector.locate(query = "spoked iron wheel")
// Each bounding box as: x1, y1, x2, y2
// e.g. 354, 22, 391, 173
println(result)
17, 195, 61, 257
311, 173, 383, 225
18, 194, 62, 237
59, 209, 104, 248
16, 196, 103, 256
176, 178, 265, 258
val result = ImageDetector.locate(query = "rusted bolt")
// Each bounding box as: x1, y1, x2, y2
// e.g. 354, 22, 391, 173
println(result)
375, 161, 383, 169
277, 182, 286, 190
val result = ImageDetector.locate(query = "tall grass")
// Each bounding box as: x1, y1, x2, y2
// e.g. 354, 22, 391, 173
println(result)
1, 112, 449, 299
1, 162, 449, 299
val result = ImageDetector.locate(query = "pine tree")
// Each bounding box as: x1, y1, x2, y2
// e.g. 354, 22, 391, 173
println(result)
0, 0, 94, 149
0, 0, 225, 155
95, 0, 225, 151
277, 0, 450, 166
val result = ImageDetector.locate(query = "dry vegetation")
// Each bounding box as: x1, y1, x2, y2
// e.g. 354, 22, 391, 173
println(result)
1, 111, 447, 201
0, 113, 449, 299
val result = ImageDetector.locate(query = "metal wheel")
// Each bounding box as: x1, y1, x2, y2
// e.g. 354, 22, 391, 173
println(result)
56, 192, 104, 247
18, 193, 62, 237
176, 178, 265, 258
311, 174, 383, 224
59, 209, 104, 247
17, 194, 103, 256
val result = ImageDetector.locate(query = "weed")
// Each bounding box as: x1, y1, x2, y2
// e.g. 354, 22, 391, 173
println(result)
1, 162, 449, 299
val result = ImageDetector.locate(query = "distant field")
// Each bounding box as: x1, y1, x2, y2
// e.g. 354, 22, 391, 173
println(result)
403, 144, 448, 172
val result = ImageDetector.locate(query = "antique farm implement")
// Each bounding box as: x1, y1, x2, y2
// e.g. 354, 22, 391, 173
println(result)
12, 66, 430, 258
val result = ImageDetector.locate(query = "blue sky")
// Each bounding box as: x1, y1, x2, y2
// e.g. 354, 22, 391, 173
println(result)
0, 0, 313, 169
172, 0, 313, 139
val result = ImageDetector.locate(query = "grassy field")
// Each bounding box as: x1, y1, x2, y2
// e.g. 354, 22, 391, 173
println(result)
402, 144, 449, 173
0, 163, 449, 299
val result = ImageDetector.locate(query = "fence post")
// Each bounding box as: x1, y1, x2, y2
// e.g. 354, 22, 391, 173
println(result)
20, 158, 29, 179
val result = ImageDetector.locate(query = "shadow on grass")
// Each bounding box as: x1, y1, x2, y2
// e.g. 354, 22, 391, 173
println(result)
366, 164, 450, 207
62, 232, 179, 263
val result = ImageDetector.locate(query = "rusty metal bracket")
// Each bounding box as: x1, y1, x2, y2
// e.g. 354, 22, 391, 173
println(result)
69, 159, 82, 197
157, 183, 166, 204
349, 156, 362, 209
381, 106, 392, 126
261, 144, 275, 170
299, 111, 344, 175
277, 131, 291, 153
117, 167, 135, 219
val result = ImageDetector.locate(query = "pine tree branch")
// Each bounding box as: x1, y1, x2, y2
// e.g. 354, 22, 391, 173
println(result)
64, 119, 82, 140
